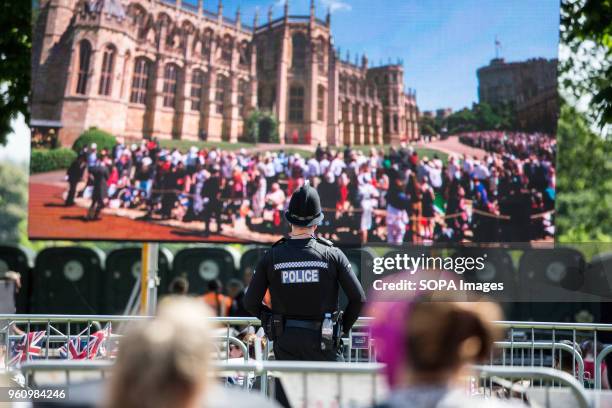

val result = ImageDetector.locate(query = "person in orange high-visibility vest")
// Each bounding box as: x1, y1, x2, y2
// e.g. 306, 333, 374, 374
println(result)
202, 279, 232, 317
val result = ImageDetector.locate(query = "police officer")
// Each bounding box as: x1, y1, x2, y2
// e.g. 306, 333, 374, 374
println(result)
244, 181, 366, 361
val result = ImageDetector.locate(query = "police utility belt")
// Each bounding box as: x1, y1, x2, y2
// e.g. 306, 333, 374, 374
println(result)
262, 310, 343, 351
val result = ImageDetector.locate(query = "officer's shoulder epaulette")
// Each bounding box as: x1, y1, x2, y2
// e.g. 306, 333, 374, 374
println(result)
272, 237, 288, 247
315, 236, 334, 247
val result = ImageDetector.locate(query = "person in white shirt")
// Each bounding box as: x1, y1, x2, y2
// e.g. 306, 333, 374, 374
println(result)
357, 168, 379, 244
473, 161, 491, 181
306, 157, 321, 179
319, 154, 331, 175
265, 182, 286, 210
330, 153, 346, 177
462, 154, 474, 174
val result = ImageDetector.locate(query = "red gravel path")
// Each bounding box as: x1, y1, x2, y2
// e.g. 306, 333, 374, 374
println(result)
28, 181, 236, 242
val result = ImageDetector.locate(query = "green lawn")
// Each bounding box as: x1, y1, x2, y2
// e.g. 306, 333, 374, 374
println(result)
159, 139, 313, 157
350, 145, 449, 164
158, 139, 448, 163
159, 139, 255, 152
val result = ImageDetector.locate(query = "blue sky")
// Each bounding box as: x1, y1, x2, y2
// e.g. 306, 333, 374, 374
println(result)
187, 0, 560, 112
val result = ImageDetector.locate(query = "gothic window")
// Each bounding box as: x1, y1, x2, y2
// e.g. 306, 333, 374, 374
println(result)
263, 37, 275, 70
257, 85, 264, 109
272, 38, 280, 71
393, 114, 399, 132
317, 85, 325, 122
292, 34, 307, 72
317, 39, 326, 74
166, 29, 181, 49
98, 44, 116, 96
215, 74, 227, 114
191, 69, 205, 111
202, 31, 213, 58
342, 101, 350, 123
162, 63, 179, 108
349, 79, 356, 95
289, 86, 304, 122
238, 79, 247, 111
339, 76, 346, 94
238, 42, 249, 67
221, 36, 233, 64
75, 40, 92, 95
130, 57, 151, 104
353, 104, 360, 124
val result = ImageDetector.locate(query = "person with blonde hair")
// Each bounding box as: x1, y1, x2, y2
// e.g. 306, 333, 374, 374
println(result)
105, 297, 213, 408
99, 297, 279, 408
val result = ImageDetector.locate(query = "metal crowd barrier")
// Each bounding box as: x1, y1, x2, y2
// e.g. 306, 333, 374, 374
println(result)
494, 341, 585, 383
596, 345, 612, 389
3, 315, 612, 391
16, 360, 592, 408
494, 320, 612, 389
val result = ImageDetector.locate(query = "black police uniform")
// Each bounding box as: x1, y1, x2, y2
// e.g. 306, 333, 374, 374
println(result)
244, 182, 366, 361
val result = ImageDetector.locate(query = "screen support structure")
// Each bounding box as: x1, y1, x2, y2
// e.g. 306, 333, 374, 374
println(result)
140, 243, 159, 315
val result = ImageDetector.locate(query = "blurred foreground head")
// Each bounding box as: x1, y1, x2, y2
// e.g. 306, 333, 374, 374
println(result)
106, 297, 213, 408
406, 300, 502, 383
370, 293, 503, 388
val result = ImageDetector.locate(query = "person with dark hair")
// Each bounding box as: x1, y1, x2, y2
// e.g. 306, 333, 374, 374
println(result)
554, 340, 582, 378
168, 276, 189, 295
87, 155, 110, 221
386, 173, 411, 244
420, 182, 435, 240
201, 166, 223, 236
244, 182, 366, 361
317, 172, 340, 237
202, 279, 232, 317
315, 142, 324, 162
370, 294, 523, 408
65, 154, 87, 206
227, 278, 249, 317
581, 340, 610, 389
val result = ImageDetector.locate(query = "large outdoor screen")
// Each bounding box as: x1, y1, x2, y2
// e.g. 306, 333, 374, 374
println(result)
28, 0, 560, 244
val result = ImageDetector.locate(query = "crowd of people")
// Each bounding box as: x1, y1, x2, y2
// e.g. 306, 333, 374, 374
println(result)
66, 130, 555, 242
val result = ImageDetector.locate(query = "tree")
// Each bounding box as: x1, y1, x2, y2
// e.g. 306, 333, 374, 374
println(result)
244, 110, 261, 143
446, 108, 477, 134
473, 102, 501, 130
560, 0, 612, 132
72, 127, 117, 153
258, 113, 280, 143
554, 0, 612, 242
243, 109, 279, 143
0, 163, 28, 243
556, 102, 612, 241
0, 1, 31, 145
418, 115, 438, 136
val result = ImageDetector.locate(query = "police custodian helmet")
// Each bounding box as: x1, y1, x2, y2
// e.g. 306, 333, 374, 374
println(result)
285, 181, 324, 227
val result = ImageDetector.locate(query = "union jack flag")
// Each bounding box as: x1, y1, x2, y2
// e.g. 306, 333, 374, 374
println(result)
9, 331, 46, 366
59, 325, 111, 360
